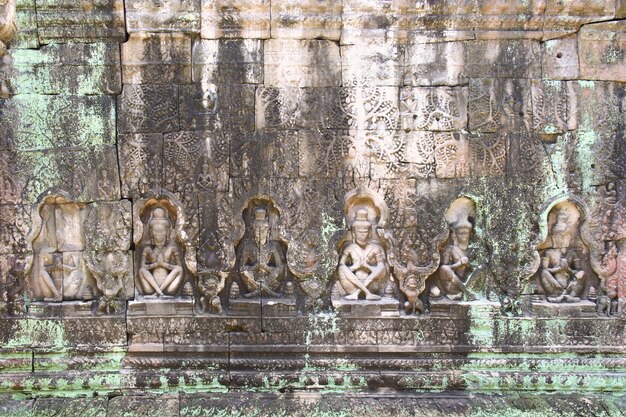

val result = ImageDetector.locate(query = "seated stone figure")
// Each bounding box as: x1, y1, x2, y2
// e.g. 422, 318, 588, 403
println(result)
237, 207, 286, 298
137, 207, 184, 297
539, 209, 584, 303
337, 208, 389, 301
431, 218, 473, 300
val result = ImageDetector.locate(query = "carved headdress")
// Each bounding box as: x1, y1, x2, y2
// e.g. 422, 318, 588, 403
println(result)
148, 207, 171, 240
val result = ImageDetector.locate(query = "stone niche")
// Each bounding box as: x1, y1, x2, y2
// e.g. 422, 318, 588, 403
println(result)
528, 199, 599, 317
129, 193, 196, 316
227, 196, 295, 316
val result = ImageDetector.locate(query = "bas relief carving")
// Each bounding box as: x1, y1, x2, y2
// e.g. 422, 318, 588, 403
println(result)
334, 188, 393, 302
29, 195, 88, 301
533, 201, 596, 303
134, 194, 193, 299
429, 197, 478, 301
137, 207, 184, 297
234, 202, 288, 299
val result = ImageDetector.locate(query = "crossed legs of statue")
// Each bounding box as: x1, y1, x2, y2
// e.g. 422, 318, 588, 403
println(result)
338, 265, 382, 301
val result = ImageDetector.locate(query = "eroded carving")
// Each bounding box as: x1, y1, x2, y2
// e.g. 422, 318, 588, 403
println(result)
236, 205, 287, 299
197, 271, 226, 314
138, 207, 183, 297
133, 194, 193, 301
334, 188, 393, 302
85, 251, 128, 315
429, 198, 477, 301
535, 201, 591, 303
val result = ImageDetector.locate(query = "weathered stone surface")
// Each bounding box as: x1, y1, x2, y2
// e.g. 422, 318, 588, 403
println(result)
200, 0, 270, 39
264, 39, 341, 87
270, 0, 341, 40
579, 21, 626, 82
468, 78, 532, 133
35, 0, 126, 44
0, 206, 31, 253
543, 0, 617, 41
404, 41, 467, 87
1, 0, 626, 405
118, 85, 179, 134
11, 0, 37, 49
32, 397, 107, 416
122, 33, 192, 85
2, 146, 120, 204
192, 39, 263, 84
126, 0, 201, 33
342, 40, 404, 86
542, 35, 580, 80
118, 133, 163, 198
400, 87, 468, 131
531, 80, 577, 134
464, 40, 542, 79
179, 83, 255, 131
107, 395, 179, 416
474, 1, 544, 40
0, 95, 116, 151
341, 0, 406, 45
7, 43, 121, 95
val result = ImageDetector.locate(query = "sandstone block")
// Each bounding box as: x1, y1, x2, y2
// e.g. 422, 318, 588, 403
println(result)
270, 0, 341, 40
579, 21, 626, 82
118, 85, 179, 134
8, 43, 121, 95
0, 95, 116, 151
0, 205, 31, 254
404, 41, 466, 86
474, 0, 543, 40
118, 133, 163, 198
126, 0, 200, 33
542, 35, 580, 80
543, 0, 616, 40
12, 0, 38, 49
400, 86, 468, 131
35, 0, 125, 44
122, 33, 192, 85
469, 78, 532, 133
192, 39, 263, 84
201, 0, 270, 39
531, 80, 577, 134
179, 83, 255, 131
264, 39, 341, 87
464, 39, 541, 79
341, 41, 404, 86
341, 0, 405, 45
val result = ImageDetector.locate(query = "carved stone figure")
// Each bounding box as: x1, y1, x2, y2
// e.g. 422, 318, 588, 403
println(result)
34, 253, 63, 300
137, 207, 184, 297
198, 271, 226, 314
430, 198, 477, 301
539, 207, 585, 303
336, 208, 390, 301
86, 252, 128, 315
395, 248, 429, 314
236, 207, 286, 298
433, 219, 473, 300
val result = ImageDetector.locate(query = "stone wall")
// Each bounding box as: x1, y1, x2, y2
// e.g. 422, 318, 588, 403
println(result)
0, 0, 625, 410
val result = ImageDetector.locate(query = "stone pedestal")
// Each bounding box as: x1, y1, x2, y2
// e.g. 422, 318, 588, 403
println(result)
332, 298, 400, 317
429, 298, 471, 317
128, 297, 194, 316
28, 302, 62, 318
227, 298, 297, 316
529, 300, 597, 318
61, 301, 95, 317
262, 298, 297, 316
228, 298, 261, 316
